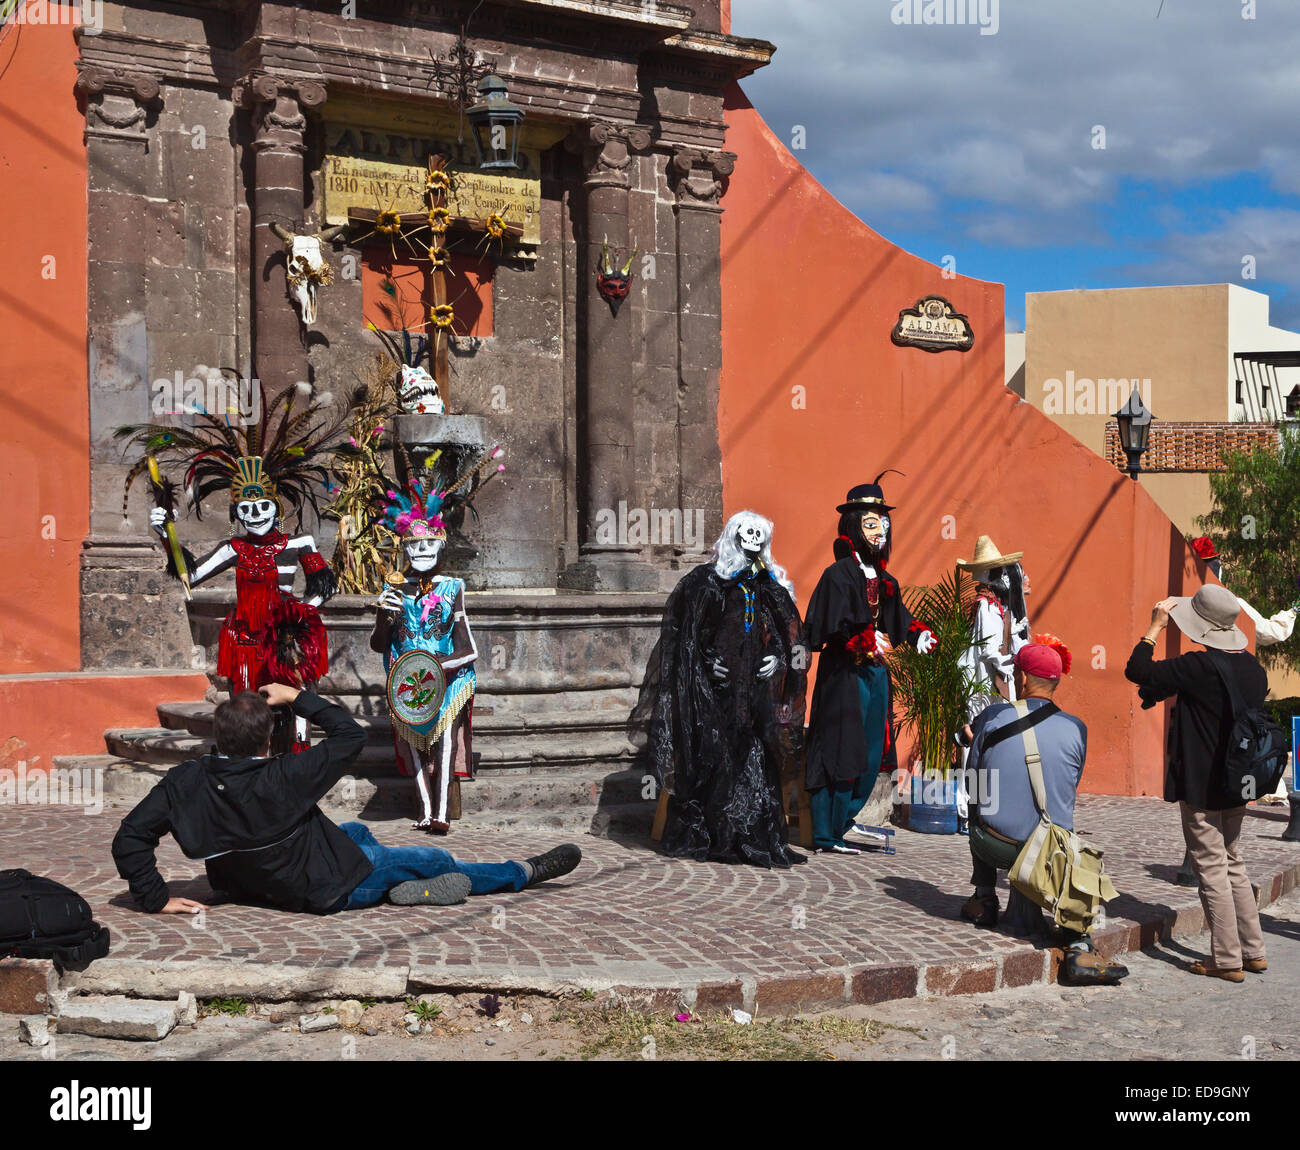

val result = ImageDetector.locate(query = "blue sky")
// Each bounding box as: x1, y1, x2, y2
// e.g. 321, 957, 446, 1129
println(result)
731, 0, 1300, 332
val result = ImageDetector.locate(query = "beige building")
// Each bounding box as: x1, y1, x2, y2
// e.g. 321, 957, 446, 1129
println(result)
1008, 283, 1300, 698
1009, 283, 1300, 533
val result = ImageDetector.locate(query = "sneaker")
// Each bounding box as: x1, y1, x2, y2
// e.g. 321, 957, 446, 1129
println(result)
1243, 957, 1268, 973
960, 893, 999, 927
523, 844, 582, 887
388, 872, 472, 906
844, 825, 891, 848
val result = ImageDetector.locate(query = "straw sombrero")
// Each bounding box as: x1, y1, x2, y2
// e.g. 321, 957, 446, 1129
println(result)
956, 535, 1023, 571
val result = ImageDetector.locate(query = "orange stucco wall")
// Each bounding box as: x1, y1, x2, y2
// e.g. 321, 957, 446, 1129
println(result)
0, 671, 211, 769
718, 87, 1215, 797
0, 10, 88, 673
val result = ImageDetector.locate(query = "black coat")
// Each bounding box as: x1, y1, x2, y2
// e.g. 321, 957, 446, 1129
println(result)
629, 562, 807, 866
1124, 642, 1269, 810
112, 692, 370, 914
804, 557, 920, 789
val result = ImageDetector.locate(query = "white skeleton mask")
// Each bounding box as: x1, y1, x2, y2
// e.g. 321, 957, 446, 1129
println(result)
737, 521, 768, 556
405, 536, 444, 573
398, 365, 445, 415
235, 498, 278, 536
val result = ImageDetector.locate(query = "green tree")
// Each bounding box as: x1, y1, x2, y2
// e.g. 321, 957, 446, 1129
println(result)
1197, 430, 1300, 673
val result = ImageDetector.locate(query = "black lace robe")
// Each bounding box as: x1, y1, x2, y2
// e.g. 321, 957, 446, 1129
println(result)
630, 562, 806, 868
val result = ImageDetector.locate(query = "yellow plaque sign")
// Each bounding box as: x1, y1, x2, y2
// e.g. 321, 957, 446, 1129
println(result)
321, 103, 551, 245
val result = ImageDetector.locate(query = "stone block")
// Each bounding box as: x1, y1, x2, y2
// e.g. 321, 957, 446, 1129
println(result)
89, 192, 151, 264
924, 961, 998, 997
87, 135, 152, 198
753, 972, 844, 1016
87, 261, 147, 327
642, 308, 677, 369
161, 125, 234, 207
849, 964, 918, 1005
177, 991, 198, 1027
693, 980, 744, 1014
145, 266, 201, 330
0, 957, 57, 1015
56, 995, 178, 1041
1000, 949, 1047, 989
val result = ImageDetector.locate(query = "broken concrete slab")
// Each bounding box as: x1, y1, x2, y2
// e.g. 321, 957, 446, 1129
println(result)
18, 1015, 51, 1047
55, 995, 178, 1041
177, 990, 197, 1027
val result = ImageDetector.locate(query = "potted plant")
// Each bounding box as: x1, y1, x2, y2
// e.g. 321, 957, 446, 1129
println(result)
885, 569, 980, 834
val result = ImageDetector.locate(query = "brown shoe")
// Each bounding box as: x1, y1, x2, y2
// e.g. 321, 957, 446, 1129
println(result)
1243, 958, 1268, 973
1060, 949, 1130, 986
960, 893, 999, 927
1189, 961, 1245, 983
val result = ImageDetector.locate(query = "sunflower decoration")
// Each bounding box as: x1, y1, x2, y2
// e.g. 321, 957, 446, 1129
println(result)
323, 352, 406, 594
430, 303, 457, 330
428, 245, 452, 271
426, 166, 453, 194
376, 209, 403, 237
427, 206, 451, 232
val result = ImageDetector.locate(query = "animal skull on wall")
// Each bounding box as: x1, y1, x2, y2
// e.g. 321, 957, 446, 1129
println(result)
269, 222, 349, 327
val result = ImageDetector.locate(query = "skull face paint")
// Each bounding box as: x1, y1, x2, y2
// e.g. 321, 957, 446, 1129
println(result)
397, 365, 445, 415
405, 536, 444, 572
737, 520, 768, 556
859, 512, 889, 550
235, 498, 278, 536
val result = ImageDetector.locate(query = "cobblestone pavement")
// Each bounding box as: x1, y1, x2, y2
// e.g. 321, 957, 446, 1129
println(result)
5, 888, 1297, 1062
4, 795, 1299, 1012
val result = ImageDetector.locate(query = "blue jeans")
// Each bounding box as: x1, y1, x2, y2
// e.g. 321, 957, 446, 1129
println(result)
339, 821, 528, 909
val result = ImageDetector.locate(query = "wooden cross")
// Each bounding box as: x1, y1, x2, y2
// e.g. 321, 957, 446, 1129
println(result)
346, 154, 523, 397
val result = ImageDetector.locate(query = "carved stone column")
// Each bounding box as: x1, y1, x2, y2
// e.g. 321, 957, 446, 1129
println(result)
236, 75, 326, 398
559, 122, 659, 592
669, 147, 733, 557
74, 66, 193, 668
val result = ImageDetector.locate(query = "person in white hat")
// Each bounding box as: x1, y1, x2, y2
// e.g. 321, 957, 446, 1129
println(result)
1125, 586, 1270, 983
954, 536, 1032, 831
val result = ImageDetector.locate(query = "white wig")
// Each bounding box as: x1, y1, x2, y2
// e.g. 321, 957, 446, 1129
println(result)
712, 510, 796, 601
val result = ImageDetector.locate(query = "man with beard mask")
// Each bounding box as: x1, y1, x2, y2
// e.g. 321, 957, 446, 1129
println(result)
804, 475, 936, 854
630, 511, 807, 868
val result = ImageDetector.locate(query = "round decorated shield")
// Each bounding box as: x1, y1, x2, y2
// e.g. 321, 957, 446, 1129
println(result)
386, 649, 447, 745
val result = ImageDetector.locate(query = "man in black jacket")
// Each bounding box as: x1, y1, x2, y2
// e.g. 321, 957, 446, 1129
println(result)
112, 684, 579, 915
1125, 586, 1268, 983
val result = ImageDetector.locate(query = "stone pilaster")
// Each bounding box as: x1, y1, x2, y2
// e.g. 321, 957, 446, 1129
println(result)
235, 74, 326, 398
559, 121, 659, 591
668, 147, 732, 561
74, 66, 193, 669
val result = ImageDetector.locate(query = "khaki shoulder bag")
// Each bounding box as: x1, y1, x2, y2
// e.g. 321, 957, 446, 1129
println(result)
1007, 700, 1118, 935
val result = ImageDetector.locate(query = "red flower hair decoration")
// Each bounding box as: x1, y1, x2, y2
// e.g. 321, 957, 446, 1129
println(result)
1032, 632, 1072, 676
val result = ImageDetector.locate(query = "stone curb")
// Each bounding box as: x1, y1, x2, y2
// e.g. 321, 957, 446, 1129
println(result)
42, 854, 1300, 1017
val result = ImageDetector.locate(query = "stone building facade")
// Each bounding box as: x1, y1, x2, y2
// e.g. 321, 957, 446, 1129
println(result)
75, 0, 772, 671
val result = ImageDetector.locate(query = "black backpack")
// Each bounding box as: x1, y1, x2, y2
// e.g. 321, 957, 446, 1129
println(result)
0, 869, 110, 966
1207, 653, 1289, 804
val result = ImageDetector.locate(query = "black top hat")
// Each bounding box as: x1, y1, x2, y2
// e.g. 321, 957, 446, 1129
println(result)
836, 470, 902, 515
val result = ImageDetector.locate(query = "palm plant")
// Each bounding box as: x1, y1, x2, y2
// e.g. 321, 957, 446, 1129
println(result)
885, 568, 981, 779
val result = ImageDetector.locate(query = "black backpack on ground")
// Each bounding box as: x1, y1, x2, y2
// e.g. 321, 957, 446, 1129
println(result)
0, 869, 110, 966
1207, 652, 1289, 804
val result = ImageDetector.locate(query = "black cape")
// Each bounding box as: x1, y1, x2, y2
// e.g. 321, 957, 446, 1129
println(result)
630, 562, 807, 867
804, 556, 919, 790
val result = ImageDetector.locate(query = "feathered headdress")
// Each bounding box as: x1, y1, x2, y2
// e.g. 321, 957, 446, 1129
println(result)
116, 378, 365, 528
379, 443, 506, 544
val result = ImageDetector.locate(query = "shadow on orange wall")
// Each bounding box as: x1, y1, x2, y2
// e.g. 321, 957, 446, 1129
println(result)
0, 13, 88, 674
718, 86, 1221, 797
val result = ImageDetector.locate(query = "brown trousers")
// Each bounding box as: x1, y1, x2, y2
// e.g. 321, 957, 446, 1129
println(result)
1179, 802, 1265, 970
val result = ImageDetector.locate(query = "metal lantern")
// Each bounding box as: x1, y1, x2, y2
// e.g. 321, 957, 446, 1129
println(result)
467, 74, 524, 171
1114, 385, 1154, 480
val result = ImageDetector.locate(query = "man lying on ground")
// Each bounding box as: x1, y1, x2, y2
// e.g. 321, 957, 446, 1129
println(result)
112, 683, 580, 914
